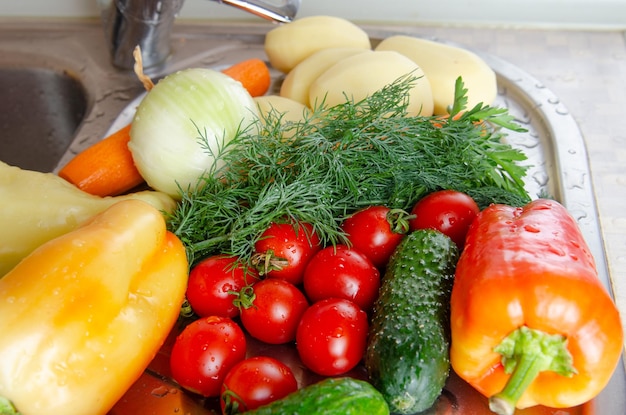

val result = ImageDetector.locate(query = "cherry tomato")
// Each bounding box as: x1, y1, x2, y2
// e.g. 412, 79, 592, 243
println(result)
408, 190, 480, 250
240, 278, 309, 344
169, 316, 246, 397
303, 244, 380, 311
296, 298, 368, 376
220, 356, 298, 414
186, 255, 259, 318
253, 221, 321, 285
341, 205, 409, 268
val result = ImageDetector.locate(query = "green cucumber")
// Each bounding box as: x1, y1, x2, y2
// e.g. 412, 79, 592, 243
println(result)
365, 229, 459, 414
241, 377, 389, 415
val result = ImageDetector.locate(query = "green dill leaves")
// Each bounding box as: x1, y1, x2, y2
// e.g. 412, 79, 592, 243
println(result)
167, 76, 531, 265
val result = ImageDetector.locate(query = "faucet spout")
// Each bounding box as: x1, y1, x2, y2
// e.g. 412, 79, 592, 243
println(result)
99, 0, 301, 70
217, 0, 300, 24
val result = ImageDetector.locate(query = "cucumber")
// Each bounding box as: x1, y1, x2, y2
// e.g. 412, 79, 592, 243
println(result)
241, 377, 389, 415
365, 229, 459, 414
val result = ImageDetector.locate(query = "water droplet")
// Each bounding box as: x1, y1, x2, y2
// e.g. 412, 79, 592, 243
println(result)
533, 171, 549, 186
151, 386, 170, 397
547, 246, 566, 256
556, 107, 569, 115
136, 288, 153, 297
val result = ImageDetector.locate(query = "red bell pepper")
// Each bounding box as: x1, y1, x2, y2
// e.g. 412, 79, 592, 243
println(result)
450, 199, 623, 414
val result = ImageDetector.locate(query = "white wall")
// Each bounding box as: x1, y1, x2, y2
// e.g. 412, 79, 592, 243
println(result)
1, 0, 625, 29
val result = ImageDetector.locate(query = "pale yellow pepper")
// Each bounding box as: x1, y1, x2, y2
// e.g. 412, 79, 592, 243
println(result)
0, 161, 177, 276
0, 199, 188, 415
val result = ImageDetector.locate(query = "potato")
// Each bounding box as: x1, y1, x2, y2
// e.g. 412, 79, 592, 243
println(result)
375, 35, 497, 115
254, 95, 310, 124
264, 15, 371, 73
280, 47, 372, 107
254, 95, 310, 139
308, 50, 434, 117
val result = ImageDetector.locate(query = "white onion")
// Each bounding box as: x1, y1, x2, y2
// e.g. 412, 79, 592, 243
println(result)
128, 68, 259, 198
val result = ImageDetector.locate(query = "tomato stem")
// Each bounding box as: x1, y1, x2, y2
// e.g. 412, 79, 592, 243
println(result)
232, 285, 257, 310
179, 298, 195, 319
221, 388, 247, 415
489, 326, 577, 415
250, 250, 289, 276
386, 208, 413, 234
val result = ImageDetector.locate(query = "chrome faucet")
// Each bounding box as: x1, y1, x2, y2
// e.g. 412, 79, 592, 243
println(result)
98, 0, 301, 70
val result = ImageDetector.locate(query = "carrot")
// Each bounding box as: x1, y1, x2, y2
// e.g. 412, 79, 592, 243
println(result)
222, 58, 271, 97
58, 124, 144, 197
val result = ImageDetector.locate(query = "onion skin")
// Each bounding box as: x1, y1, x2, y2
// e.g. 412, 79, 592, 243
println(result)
129, 68, 259, 198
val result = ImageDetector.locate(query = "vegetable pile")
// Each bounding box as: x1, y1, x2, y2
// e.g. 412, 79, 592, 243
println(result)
0, 14, 623, 415
170, 75, 530, 266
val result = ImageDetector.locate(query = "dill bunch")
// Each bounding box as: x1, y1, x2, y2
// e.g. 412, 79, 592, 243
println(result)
167, 76, 531, 266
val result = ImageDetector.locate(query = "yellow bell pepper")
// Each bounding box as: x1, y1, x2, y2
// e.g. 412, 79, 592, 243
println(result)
0, 199, 188, 415
0, 161, 177, 276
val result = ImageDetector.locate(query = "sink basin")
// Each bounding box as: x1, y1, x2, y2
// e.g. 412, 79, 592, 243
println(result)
0, 67, 87, 172
0, 20, 148, 173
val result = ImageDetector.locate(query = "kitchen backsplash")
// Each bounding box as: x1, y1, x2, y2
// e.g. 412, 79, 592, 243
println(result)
1, 0, 625, 29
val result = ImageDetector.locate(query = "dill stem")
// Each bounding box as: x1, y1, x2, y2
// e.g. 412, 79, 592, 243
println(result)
190, 234, 232, 254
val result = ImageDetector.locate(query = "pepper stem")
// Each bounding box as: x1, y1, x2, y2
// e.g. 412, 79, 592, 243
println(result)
0, 397, 21, 415
488, 326, 577, 415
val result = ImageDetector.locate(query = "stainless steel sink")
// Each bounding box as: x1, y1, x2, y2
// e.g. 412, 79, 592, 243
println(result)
0, 19, 147, 173
0, 66, 87, 172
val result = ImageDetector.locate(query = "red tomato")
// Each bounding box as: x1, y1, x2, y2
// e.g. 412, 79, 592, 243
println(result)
303, 245, 380, 311
169, 316, 246, 397
186, 255, 259, 318
240, 278, 309, 344
253, 221, 321, 285
296, 298, 368, 376
341, 205, 409, 268
220, 356, 298, 414
408, 190, 480, 250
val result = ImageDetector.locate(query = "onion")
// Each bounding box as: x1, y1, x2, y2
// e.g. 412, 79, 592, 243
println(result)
128, 68, 259, 198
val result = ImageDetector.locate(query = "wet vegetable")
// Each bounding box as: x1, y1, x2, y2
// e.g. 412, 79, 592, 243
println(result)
0, 161, 175, 276
129, 67, 258, 198
241, 377, 389, 415
365, 229, 459, 413
450, 199, 624, 414
0, 200, 188, 415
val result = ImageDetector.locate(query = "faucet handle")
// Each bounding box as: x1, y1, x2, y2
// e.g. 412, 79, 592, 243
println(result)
99, 0, 301, 70
215, 0, 301, 23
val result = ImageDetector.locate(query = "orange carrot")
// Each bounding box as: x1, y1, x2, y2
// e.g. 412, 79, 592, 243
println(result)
222, 58, 271, 97
58, 124, 144, 197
